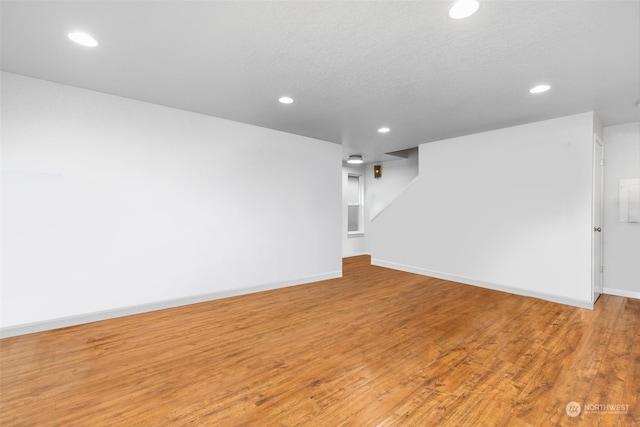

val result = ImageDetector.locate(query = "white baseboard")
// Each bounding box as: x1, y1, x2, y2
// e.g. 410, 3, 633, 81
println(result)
0, 271, 342, 339
371, 258, 593, 310
603, 287, 640, 299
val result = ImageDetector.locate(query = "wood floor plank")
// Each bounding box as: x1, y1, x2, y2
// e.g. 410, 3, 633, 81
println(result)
621, 298, 640, 427
1, 256, 638, 426
537, 295, 621, 426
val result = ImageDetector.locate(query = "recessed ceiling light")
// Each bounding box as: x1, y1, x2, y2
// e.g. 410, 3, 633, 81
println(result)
347, 155, 364, 164
378, 127, 391, 133
68, 32, 98, 47
278, 96, 294, 104
529, 84, 551, 94
449, 0, 480, 19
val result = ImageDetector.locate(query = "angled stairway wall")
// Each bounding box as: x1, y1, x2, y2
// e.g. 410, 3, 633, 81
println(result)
369, 112, 598, 308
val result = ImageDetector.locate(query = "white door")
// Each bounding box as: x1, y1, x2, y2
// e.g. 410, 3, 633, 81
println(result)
592, 135, 604, 302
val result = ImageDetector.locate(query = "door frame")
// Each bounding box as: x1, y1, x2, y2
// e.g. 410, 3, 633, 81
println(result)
592, 134, 604, 302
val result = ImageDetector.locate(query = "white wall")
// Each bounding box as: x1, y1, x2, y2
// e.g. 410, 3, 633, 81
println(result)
603, 122, 640, 298
365, 150, 419, 252
1, 72, 342, 334
342, 163, 366, 257
370, 112, 596, 308
366, 149, 419, 221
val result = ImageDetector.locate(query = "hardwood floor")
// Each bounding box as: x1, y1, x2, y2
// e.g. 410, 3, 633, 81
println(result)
1, 256, 639, 426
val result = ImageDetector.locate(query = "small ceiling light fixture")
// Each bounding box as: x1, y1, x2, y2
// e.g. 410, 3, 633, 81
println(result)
347, 155, 364, 164
449, 0, 480, 19
68, 32, 98, 47
378, 127, 391, 133
278, 96, 294, 104
529, 84, 551, 94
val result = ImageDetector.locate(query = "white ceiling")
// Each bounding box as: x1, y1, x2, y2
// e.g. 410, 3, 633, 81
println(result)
2, 1, 639, 163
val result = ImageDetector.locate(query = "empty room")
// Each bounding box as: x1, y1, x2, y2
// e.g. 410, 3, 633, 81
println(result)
1, 1, 639, 425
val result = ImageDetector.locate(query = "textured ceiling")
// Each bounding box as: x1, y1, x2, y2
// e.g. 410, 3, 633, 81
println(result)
1, 1, 639, 163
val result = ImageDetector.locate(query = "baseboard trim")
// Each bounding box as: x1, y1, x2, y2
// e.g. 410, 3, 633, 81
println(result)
603, 287, 640, 299
371, 258, 593, 310
0, 271, 342, 339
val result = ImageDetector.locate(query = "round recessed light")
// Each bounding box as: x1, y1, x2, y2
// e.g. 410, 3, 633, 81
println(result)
278, 96, 294, 104
529, 84, 551, 94
378, 127, 391, 133
449, 0, 480, 19
68, 32, 98, 47
347, 155, 364, 164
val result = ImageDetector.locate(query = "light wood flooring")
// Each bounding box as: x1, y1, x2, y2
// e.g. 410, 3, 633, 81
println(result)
1, 256, 639, 426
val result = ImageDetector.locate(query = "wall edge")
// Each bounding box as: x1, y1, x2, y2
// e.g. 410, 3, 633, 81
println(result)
371, 258, 594, 310
0, 271, 343, 338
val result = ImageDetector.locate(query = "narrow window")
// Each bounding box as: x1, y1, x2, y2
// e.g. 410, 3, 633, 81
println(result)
347, 174, 364, 236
